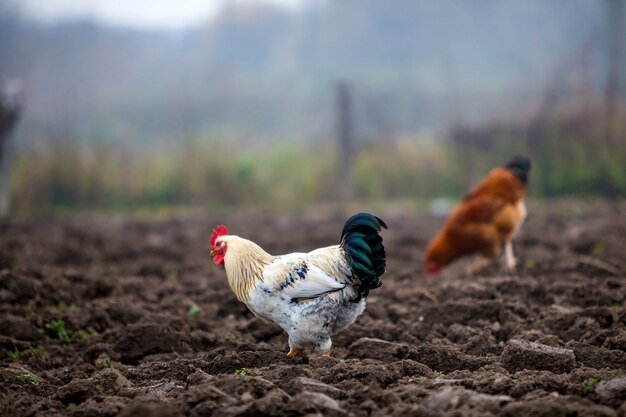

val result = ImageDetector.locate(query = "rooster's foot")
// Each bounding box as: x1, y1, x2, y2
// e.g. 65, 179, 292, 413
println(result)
287, 347, 303, 357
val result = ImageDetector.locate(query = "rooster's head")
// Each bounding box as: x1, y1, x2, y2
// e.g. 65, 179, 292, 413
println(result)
210, 225, 229, 265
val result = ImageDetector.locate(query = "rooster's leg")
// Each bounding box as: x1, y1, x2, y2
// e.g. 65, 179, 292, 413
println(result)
287, 347, 303, 357
503, 241, 516, 270
287, 337, 303, 357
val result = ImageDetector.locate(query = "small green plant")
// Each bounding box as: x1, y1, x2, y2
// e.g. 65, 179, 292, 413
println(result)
25, 301, 36, 316
75, 330, 90, 340
7, 347, 48, 360
524, 259, 536, 269
43, 320, 70, 344
590, 243, 605, 256
7, 348, 21, 359
27, 348, 47, 359
18, 374, 39, 385
187, 305, 200, 317
581, 379, 600, 391
103, 359, 116, 369
190, 329, 198, 338
57, 301, 77, 311
234, 368, 252, 376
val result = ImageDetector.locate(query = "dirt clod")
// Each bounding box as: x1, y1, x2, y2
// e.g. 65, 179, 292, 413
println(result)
596, 377, 626, 405
501, 339, 577, 373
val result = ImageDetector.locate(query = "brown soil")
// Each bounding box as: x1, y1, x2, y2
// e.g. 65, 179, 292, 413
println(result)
1, 201, 625, 417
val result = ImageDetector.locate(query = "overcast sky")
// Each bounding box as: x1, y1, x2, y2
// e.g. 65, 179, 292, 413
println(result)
8, 0, 309, 30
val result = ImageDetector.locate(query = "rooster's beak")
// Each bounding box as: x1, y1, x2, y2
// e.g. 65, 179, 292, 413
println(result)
210, 250, 216, 258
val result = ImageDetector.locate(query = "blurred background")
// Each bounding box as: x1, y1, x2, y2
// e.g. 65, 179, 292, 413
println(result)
0, 0, 624, 217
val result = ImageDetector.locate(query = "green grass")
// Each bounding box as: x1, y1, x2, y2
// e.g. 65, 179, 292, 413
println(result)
590, 243, 605, 256
17, 374, 39, 385
6, 348, 47, 360
581, 379, 601, 391
234, 368, 252, 376
76, 329, 99, 341
43, 320, 70, 345
187, 306, 200, 317
6, 348, 21, 359
57, 301, 78, 311
25, 302, 36, 316
29, 348, 47, 359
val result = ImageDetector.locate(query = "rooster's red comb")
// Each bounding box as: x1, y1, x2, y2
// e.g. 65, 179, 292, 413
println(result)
210, 225, 228, 249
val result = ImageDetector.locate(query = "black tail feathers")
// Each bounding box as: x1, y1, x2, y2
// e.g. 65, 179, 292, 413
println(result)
340, 213, 387, 292
504, 156, 531, 184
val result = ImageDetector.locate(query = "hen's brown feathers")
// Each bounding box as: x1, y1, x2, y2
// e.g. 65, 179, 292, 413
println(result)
424, 166, 528, 271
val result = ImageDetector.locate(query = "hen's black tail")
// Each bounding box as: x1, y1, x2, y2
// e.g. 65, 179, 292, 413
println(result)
340, 213, 387, 292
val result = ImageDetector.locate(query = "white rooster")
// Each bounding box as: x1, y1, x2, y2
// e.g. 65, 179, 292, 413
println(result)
210, 213, 387, 357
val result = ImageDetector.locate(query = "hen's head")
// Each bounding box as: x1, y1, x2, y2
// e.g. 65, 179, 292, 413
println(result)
423, 234, 453, 276
424, 259, 441, 276
210, 225, 229, 265
504, 155, 531, 184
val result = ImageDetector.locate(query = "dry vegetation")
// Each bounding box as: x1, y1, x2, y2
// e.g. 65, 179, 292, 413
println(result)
9, 112, 626, 216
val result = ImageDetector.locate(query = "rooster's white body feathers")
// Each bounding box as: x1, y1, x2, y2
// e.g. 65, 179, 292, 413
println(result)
244, 246, 366, 353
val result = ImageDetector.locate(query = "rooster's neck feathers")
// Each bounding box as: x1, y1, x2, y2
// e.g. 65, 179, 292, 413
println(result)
222, 236, 274, 302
